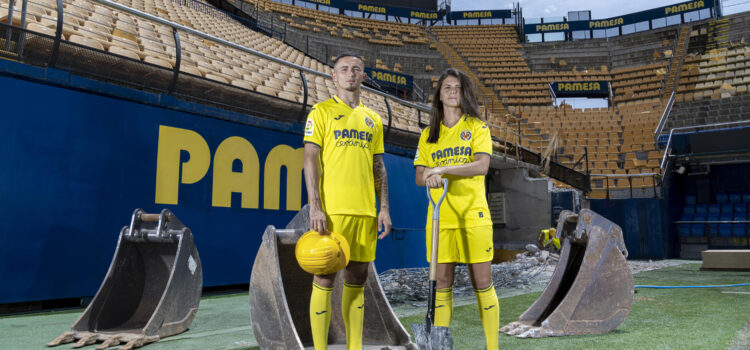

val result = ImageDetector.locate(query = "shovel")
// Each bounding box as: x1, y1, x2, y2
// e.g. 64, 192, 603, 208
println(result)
411, 178, 454, 350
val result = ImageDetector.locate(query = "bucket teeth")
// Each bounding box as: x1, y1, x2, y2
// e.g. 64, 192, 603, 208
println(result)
96, 335, 123, 350
72, 334, 98, 348
118, 336, 145, 350
46, 331, 76, 347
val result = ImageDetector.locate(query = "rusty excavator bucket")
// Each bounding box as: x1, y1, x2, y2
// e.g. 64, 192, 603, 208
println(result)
249, 205, 416, 350
47, 209, 202, 350
500, 209, 634, 338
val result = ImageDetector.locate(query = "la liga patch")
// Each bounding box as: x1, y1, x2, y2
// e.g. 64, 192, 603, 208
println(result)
304, 119, 314, 136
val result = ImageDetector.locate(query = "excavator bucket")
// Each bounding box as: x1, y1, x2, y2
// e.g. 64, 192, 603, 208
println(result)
47, 209, 202, 350
249, 205, 417, 349
500, 209, 634, 338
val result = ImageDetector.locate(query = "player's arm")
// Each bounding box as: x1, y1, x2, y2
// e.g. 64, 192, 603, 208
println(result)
304, 143, 327, 233
415, 165, 426, 186
423, 153, 490, 181
374, 154, 391, 239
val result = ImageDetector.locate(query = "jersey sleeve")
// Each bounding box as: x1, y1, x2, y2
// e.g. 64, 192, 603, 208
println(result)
473, 121, 492, 156
303, 106, 325, 147
414, 128, 431, 167
372, 113, 385, 155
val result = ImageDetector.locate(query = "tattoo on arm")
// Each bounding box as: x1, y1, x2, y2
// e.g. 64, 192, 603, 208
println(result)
373, 154, 389, 210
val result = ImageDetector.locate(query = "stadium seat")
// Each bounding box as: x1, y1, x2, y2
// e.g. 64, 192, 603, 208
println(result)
716, 193, 729, 203
679, 213, 692, 237
719, 212, 733, 237
708, 204, 720, 214
683, 205, 696, 215
707, 211, 720, 237
743, 193, 750, 203
691, 214, 706, 237
721, 203, 734, 213
729, 193, 742, 203
733, 213, 747, 238
685, 195, 697, 205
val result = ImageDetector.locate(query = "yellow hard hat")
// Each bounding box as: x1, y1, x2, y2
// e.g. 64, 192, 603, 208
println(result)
295, 230, 350, 275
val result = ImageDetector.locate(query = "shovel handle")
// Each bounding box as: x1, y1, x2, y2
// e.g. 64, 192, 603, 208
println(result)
426, 179, 448, 282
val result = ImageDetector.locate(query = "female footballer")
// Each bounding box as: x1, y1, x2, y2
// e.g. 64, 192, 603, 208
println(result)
413, 68, 499, 350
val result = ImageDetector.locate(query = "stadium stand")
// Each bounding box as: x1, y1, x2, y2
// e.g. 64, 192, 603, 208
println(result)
231, 0, 450, 100
5, 0, 428, 133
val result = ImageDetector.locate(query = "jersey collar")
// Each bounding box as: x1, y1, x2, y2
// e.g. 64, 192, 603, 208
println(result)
333, 95, 363, 110
441, 114, 467, 130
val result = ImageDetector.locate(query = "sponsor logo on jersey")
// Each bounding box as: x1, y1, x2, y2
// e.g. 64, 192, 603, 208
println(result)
414, 148, 420, 162
364, 116, 375, 128
431, 146, 472, 162
334, 128, 373, 149
460, 129, 472, 141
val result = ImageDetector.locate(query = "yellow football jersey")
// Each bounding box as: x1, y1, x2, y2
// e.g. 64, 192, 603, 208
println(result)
304, 95, 384, 217
414, 115, 493, 228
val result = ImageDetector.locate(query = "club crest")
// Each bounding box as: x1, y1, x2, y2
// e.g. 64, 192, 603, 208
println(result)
365, 116, 375, 128
460, 129, 472, 141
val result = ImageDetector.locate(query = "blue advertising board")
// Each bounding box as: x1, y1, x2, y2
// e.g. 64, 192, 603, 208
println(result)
449, 10, 512, 20
524, 0, 714, 34
305, 0, 442, 19
0, 70, 428, 303
365, 67, 414, 90
551, 81, 610, 98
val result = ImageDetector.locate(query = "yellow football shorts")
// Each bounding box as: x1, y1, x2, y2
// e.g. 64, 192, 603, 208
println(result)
327, 214, 377, 262
426, 225, 493, 264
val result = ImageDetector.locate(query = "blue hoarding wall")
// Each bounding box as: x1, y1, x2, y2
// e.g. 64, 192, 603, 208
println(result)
589, 198, 672, 259
524, 0, 714, 33
0, 72, 427, 303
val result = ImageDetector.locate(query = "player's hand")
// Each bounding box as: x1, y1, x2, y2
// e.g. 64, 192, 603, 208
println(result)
422, 166, 443, 181
377, 210, 392, 239
309, 204, 328, 234
424, 174, 444, 188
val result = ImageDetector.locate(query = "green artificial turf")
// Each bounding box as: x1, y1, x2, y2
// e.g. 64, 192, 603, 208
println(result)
400, 264, 750, 350
2, 263, 748, 350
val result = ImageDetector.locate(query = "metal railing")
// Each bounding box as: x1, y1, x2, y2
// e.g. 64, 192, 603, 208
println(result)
654, 91, 676, 148
589, 172, 662, 198
660, 119, 750, 170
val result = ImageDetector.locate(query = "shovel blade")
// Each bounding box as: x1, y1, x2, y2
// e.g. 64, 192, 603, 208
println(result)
410, 323, 454, 350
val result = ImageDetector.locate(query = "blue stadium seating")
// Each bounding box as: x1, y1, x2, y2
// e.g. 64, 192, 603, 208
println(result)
743, 193, 750, 203
707, 211, 720, 236
721, 203, 734, 213
719, 212, 733, 237
692, 214, 706, 237
716, 193, 729, 203
708, 204, 721, 216
679, 213, 692, 237
733, 213, 747, 238
695, 204, 708, 214
686, 195, 697, 205
729, 193, 742, 203
735, 203, 748, 214
683, 205, 695, 215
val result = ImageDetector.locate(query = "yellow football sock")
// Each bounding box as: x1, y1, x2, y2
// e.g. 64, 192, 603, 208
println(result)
434, 287, 453, 327
475, 284, 499, 350
342, 282, 365, 350
310, 282, 333, 350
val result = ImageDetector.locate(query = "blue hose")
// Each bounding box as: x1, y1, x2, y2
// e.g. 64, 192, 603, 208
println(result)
634, 283, 750, 289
